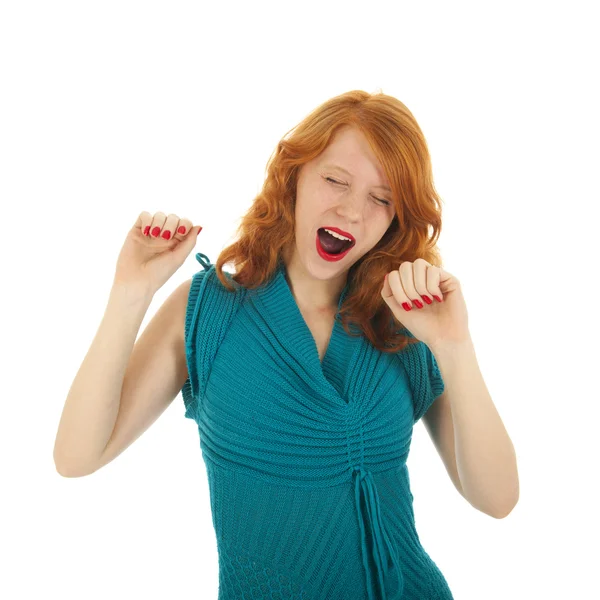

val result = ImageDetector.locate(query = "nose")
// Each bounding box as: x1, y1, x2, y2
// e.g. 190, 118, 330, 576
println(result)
334, 188, 365, 224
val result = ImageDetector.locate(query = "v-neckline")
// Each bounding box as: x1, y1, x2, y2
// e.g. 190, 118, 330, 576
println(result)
252, 259, 356, 405
296, 302, 337, 367
281, 260, 348, 369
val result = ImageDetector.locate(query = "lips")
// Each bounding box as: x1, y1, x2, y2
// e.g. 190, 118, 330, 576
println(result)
320, 226, 356, 245
315, 230, 354, 261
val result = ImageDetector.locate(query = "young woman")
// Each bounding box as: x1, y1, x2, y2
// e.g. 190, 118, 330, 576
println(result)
54, 90, 518, 600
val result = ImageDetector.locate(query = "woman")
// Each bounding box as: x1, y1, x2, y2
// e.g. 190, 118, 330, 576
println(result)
54, 89, 518, 599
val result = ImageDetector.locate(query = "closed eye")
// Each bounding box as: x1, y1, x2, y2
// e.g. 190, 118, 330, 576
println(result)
325, 176, 391, 206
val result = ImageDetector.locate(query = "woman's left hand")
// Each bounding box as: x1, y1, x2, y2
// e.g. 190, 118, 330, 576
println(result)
381, 258, 471, 349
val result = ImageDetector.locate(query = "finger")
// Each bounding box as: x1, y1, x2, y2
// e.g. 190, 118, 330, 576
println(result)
426, 265, 444, 302
160, 213, 180, 241
399, 261, 420, 308
172, 216, 194, 241
387, 268, 413, 312
170, 224, 203, 261
135, 211, 153, 237
174, 224, 201, 249
149, 212, 167, 238
412, 258, 435, 304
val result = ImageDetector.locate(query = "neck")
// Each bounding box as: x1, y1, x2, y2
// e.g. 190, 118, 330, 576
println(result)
281, 249, 346, 314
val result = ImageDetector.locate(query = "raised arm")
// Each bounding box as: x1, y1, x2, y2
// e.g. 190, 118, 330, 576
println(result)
53, 210, 201, 476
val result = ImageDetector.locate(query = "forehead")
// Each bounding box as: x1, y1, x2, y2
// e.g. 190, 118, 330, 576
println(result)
316, 128, 390, 191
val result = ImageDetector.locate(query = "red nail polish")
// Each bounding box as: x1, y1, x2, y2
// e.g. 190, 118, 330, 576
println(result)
151, 226, 160, 237
413, 299, 423, 309
178, 226, 186, 234
402, 302, 412, 311
421, 295, 432, 305
197, 226, 203, 235
162, 230, 171, 240
433, 295, 443, 303
143, 225, 150, 236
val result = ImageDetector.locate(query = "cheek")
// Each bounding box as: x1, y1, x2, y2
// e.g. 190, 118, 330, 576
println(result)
303, 192, 332, 219
362, 222, 391, 251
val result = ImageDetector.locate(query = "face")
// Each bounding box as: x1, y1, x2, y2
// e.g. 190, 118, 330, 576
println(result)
291, 125, 396, 279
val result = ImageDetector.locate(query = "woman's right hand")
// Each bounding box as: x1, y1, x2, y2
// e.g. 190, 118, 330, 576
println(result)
112, 211, 203, 297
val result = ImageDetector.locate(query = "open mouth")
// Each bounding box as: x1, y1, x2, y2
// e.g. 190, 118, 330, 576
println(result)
317, 227, 356, 255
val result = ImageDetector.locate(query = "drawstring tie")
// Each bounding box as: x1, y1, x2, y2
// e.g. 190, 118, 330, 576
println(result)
353, 465, 404, 599
195, 252, 212, 272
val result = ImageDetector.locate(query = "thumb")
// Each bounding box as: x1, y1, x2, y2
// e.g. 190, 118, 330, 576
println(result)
171, 225, 203, 257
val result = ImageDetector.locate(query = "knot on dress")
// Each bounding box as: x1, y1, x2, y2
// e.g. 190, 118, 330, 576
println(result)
195, 252, 212, 271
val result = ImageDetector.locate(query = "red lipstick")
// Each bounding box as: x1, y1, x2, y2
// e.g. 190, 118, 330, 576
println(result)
315, 229, 355, 262
321, 226, 355, 243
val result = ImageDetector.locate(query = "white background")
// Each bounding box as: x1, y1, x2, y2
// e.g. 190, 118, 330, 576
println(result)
2, 1, 598, 598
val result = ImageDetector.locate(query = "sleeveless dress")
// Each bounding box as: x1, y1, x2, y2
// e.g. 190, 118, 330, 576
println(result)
181, 251, 454, 600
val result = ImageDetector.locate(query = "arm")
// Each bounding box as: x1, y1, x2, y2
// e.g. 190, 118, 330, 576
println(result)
53, 278, 192, 477
422, 390, 464, 498
429, 337, 520, 519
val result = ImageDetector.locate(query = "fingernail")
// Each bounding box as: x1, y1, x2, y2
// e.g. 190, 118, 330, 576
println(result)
197, 226, 203, 236
162, 230, 171, 240
433, 295, 443, 303
178, 226, 186, 234
143, 225, 150, 236
413, 299, 423, 309
151, 226, 160, 237
402, 302, 412, 311
421, 295, 432, 305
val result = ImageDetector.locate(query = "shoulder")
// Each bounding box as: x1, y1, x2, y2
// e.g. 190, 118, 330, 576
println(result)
174, 268, 244, 342
176, 267, 247, 326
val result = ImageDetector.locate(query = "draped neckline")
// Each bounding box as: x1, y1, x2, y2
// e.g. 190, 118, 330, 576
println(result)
252, 258, 360, 405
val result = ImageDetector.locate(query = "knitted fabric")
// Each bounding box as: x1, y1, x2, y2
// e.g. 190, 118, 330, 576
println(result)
181, 252, 454, 600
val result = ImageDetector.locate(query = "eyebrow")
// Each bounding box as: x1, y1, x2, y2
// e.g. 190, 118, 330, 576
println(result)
322, 163, 392, 193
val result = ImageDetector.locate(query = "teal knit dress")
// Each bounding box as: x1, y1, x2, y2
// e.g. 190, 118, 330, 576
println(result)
181, 252, 454, 600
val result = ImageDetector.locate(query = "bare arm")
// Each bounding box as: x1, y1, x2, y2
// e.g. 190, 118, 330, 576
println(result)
53, 278, 192, 477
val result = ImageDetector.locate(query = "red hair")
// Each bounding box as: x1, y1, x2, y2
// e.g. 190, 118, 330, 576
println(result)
213, 89, 444, 353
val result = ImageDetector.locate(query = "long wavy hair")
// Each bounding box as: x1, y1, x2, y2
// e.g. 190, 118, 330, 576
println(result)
212, 89, 444, 353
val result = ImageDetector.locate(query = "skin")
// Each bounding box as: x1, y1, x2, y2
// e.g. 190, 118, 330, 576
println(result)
282, 125, 396, 315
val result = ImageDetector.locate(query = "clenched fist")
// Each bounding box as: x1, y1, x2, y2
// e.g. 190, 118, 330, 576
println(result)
113, 211, 203, 297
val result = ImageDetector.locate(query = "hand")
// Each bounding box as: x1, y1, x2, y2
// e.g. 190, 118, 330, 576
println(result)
381, 258, 470, 349
113, 211, 202, 296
